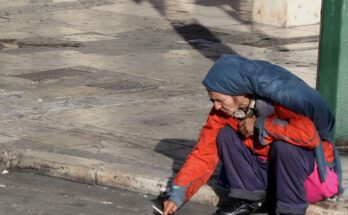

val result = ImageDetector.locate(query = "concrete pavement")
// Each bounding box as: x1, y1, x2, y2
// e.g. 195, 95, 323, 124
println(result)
0, 0, 347, 214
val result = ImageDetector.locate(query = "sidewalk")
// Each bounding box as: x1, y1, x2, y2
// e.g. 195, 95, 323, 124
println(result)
0, 0, 347, 214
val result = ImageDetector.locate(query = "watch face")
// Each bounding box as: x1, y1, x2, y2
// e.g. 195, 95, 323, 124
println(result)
233, 108, 256, 119
233, 109, 246, 119
233, 99, 256, 119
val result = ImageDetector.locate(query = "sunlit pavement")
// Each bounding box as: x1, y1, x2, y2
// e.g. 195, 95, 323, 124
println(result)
0, 0, 346, 214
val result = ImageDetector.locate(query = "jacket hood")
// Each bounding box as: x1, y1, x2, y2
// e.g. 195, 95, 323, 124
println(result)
202, 54, 335, 142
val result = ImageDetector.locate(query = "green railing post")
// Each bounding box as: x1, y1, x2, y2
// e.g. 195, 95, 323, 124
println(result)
317, 0, 348, 144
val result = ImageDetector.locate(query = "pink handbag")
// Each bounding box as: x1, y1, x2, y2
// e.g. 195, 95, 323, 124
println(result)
304, 163, 339, 203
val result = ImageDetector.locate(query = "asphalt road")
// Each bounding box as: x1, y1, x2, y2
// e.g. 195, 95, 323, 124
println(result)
0, 171, 216, 215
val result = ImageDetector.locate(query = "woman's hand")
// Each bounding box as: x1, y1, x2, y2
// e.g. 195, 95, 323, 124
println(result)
163, 200, 178, 215
238, 117, 256, 138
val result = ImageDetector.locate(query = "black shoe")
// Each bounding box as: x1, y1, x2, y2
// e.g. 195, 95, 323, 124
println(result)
214, 199, 265, 215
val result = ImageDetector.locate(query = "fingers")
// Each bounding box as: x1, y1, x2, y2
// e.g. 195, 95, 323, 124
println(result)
238, 119, 249, 137
238, 117, 255, 137
163, 200, 178, 215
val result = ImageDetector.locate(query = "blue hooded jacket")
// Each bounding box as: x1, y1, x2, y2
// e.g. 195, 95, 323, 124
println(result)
202, 54, 343, 194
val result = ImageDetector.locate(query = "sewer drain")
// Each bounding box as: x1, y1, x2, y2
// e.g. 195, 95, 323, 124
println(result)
14, 68, 89, 82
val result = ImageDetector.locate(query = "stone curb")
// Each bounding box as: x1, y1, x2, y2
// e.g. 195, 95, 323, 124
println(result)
12, 150, 217, 204
8, 150, 348, 215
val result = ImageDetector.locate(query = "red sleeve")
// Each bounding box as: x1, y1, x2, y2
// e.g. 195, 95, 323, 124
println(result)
173, 108, 227, 201
255, 105, 320, 149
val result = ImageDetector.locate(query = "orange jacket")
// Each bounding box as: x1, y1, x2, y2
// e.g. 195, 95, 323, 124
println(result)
171, 104, 334, 206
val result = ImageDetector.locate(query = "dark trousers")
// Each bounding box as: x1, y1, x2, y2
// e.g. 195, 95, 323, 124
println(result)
217, 126, 315, 214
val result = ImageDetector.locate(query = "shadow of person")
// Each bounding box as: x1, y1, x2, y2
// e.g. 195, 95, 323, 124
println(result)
154, 138, 231, 208
155, 138, 196, 178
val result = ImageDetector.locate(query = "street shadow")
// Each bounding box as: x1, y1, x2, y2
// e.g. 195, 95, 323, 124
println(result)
193, 0, 253, 23
155, 139, 195, 177
133, 0, 169, 17
132, 0, 243, 61
171, 19, 237, 60
133, 0, 252, 24
155, 138, 230, 207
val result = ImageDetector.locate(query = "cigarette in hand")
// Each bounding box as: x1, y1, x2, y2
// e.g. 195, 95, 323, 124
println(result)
152, 205, 163, 215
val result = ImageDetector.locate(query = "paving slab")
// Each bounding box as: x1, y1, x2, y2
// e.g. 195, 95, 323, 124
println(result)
0, 0, 347, 214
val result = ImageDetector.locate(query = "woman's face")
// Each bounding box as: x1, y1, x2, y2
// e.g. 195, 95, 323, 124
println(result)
208, 91, 250, 116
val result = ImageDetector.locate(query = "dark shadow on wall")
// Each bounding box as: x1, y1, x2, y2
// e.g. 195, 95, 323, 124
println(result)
155, 138, 231, 207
